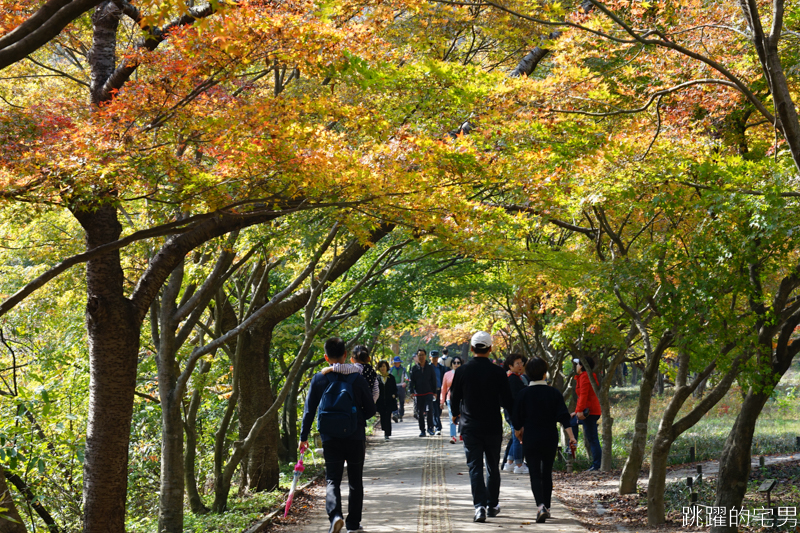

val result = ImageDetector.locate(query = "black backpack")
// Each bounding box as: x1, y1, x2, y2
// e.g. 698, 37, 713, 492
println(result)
318, 373, 359, 438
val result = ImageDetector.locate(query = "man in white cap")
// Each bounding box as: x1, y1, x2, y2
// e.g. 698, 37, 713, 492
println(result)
450, 331, 514, 523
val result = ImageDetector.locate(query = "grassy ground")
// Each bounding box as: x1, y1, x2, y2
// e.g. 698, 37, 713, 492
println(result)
554, 361, 800, 532
594, 363, 800, 471
126, 459, 326, 533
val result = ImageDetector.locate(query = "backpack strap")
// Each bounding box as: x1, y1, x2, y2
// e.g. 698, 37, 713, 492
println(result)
344, 373, 359, 385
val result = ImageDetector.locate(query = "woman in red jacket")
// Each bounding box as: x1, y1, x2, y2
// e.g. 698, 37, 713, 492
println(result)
570, 357, 602, 471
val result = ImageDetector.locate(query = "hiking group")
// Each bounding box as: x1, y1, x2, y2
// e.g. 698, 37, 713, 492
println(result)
299, 333, 603, 533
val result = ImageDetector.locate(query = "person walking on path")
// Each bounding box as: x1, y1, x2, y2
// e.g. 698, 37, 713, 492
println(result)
376, 360, 398, 440
389, 356, 408, 422
430, 350, 447, 435
513, 357, 577, 523
570, 356, 602, 471
450, 331, 514, 523
503, 353, 528, 474
439, 355, 463, 444
299, 338, 376, 533
320, 345, 379, 402
409, 348, 437, 437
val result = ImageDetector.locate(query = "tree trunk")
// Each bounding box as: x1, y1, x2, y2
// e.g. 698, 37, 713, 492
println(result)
710, 388, 771, 533
73, 204, 139, 533
159, 391, 184, 533
598, 387, 614, 471
156, 264, 186, 533
647, 433, 672, 525
238, 326, 280, 492
185, 360, 211, 514
0, 466, 27, 533
618, 365, 657, 494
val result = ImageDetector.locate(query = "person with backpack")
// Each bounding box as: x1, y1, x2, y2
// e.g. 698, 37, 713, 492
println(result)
300, 338, 376, 533
320, 345, 379, 402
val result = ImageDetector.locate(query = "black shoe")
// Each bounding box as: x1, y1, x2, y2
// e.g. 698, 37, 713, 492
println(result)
536, 507, 547, 523
544, 508, 551, 519
419, 431, 426, 437
474, 507, 487, 523
488, 505, 501, 517
329, 516, 344, 533
392, 415, 398, 423
585, 466, 597, 472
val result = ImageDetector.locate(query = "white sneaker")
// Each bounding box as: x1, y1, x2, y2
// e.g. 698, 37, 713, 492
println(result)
514, 464, 529, 474
502, 462, 515, 472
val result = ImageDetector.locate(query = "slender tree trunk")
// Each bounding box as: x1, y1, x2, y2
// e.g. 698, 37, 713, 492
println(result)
0, 465, 27, 533
598, 387, 614, 471
618, 362, 658, 494
185, 360, 211, 514
73, 204, 139, 533
710, 388, 771, 533
647, 434, 672, 525
159, 390, 185, 533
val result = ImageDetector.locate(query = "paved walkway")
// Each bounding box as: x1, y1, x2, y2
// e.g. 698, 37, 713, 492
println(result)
283, 417, 588, 533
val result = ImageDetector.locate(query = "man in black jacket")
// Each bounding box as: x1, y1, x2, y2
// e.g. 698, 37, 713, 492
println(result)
300, 338, 376, 533
409, 349, 438, 437
450, 331, 514, 523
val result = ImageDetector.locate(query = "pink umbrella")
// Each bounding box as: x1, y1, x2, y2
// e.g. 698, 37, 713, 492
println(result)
284, 443, 307, 518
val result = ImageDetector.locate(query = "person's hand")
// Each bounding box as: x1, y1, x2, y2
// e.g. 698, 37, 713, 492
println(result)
321, 366, 333, 375
515, 428, 524, 444
299, 441, 308, 452
402, 383, 407, 388
569, 436, 577, 447
577, 411, 586, 421
452, 415, 459, 424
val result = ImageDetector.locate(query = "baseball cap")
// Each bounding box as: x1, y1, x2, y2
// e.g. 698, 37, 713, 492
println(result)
470, 331, 493, 349
572, 358, 580, 364
393, 356, 402, 363
430, 350, 439, 357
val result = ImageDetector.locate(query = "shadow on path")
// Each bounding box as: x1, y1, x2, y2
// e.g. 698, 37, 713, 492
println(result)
280, 415, 588, 532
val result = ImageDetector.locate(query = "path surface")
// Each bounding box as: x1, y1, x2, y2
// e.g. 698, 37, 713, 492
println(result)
282, 418, 588, 533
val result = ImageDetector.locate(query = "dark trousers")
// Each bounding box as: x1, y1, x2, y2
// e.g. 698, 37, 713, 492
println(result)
323, 439, 366, 530
462, 432, 502, 509
379, 409, 392, 436
416, 394, 434, 433
432, 391, 442, 431
570, 414, 602, 469
523, 441, 557, 508
394, 386, 406, 418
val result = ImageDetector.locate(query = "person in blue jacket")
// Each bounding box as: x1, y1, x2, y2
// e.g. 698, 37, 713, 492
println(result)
300, 338, 376, 533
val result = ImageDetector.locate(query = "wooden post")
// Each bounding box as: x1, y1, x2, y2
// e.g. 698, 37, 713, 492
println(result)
796, 436, 799, 451
759, 455, 766, 467
689, 446, 695, 462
